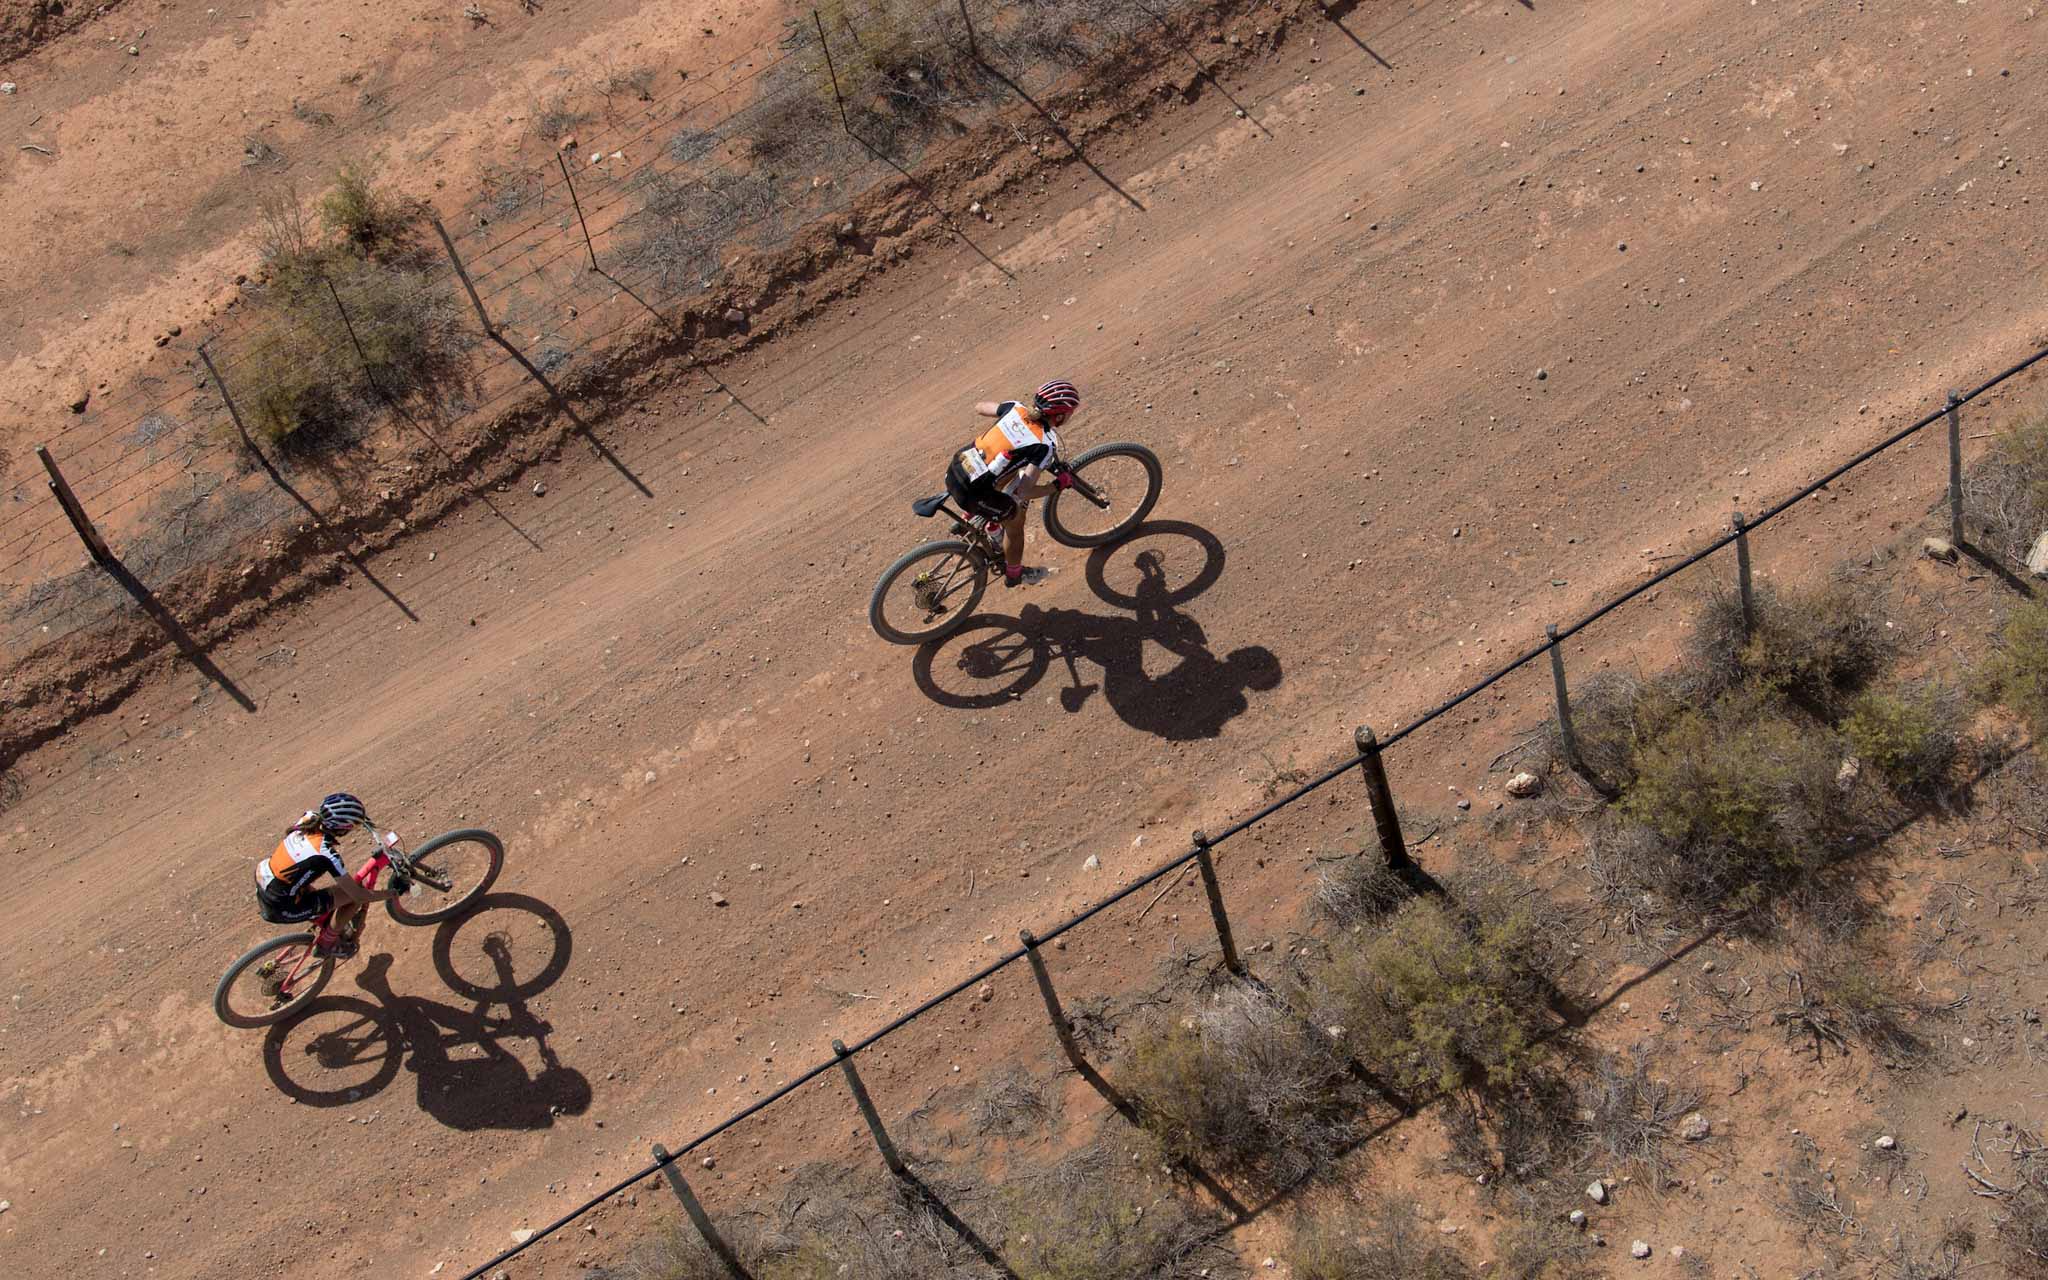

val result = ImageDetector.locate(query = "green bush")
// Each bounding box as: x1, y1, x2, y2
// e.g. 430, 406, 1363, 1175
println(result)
1286, 1196, 1473, 1280
1842, 681, 1965, 796
1315, 895, 1551, 1096
999, 1151, 1230, 1280
1687, 583, 1893, 714
318, 161, 418, 259
1120, 984, 1355, 1184
1980, 600, 2048, 738
1554, 671, 1685, 791
1615, 689, 1854, 912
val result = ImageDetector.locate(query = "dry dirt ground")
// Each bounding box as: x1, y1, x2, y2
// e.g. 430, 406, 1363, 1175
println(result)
3, 0, 2048, 1277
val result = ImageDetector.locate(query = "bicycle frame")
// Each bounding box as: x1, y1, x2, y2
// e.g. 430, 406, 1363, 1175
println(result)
266, 833, 405, 998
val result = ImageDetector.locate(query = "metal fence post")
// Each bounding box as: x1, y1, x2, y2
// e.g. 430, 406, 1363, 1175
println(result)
1946, 391, 1965, 547
832, 1040, 907, 1177
556, 151, 599, 272
1353, 726, 1411, 870
1732, 510, 1756, 635
431, 217, 496, 337
1190, 832, 1245, 975
650, 1145, 750, 1279
1019, 930, 1137, 1118
34, 445, 112, 566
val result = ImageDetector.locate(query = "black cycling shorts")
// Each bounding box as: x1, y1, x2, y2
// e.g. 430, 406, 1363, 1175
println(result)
256, 886, 334, 926
944, 457, 1018, 523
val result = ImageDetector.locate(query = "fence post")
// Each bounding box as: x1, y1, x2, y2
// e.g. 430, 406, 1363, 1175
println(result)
431, 217, 496, 337
650, 1145, 750, 1280
813, 10, 852, 133
1732, 510, 1756, 635
34, 445, 112, 566
1947, 391, 1965, 547
556, 151, 599, 272
1019, 930, 1137, 1117
1190, 832, 1245, 975
1353, 725, 1411, 871
832, 1039, 907, 1177
958, 0, 980, 59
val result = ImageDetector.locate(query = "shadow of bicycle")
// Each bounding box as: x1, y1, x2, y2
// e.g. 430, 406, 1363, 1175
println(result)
261, 893, 590, 1129
912, 521, 1281, 740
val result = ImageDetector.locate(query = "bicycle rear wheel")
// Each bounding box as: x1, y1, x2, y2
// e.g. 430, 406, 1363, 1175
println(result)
388, 829, 503, 925
214, 934, 332, 1028
869, 540, 989, 645
1043, 443, 1162, 547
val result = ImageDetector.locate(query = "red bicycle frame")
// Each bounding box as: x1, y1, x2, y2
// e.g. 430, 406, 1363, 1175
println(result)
268, 838, 401, 998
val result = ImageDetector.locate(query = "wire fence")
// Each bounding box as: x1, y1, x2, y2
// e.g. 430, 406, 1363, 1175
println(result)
447, 343, 2048, 1276
1, 0, 1211, 672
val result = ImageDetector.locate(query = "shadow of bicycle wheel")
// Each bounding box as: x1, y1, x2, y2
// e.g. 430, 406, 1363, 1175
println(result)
261, 992, 403, 1107
431, 892, 572, 1003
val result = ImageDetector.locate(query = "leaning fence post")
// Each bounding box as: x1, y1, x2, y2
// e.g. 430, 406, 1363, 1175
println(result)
34, 445, 112, 566
832, 1039, 907, 1177
1946, 391, 1965, 547
1732, 510, 1757, 635
1353, 726, 1411, 870
431, 217, 496, 337
1190, 832, 1245, 975
1019, 930, 1137, 1118
556, 151, 599, 272
1547, 624, 1615, 799
650, 1144, 749, 1280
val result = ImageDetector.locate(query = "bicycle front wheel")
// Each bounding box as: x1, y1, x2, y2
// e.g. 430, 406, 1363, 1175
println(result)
215, 934, 333, 1028
1043, 443, 1162, 547
869, 540, 989, 645
388, 829, 504, 925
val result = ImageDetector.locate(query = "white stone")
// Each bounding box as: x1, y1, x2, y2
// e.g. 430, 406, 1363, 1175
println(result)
1876, 1134, 1897, 1150
1630, 1240, 1651, 1259
510, 1229, 535, 1245
1082, 854, 1100, 871
1506, 770, 1543, 798
1924, 536, 1959, 563
1568, 1210, 1587, 1228
1587, 1180, 1608, 1204
1680, 1113, 1711, 1141
2028, 530, 2048, 577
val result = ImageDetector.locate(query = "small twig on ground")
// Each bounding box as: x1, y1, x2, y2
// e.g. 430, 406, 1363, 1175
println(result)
1487, 732, 1543, 771
1137, 862, 1197, 922
813, 980, 878, 1002
20, 144, 55, 155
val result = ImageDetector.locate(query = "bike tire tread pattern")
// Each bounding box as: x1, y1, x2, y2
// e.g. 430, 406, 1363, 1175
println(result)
386, 828, 504, 925
868, 540, 989, 645
1043, 443, 1164, 548
213, 933, 331, 1029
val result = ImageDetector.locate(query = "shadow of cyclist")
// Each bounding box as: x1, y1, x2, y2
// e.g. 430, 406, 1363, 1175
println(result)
912, 522, 1281, 739
261, 894, 589, 1129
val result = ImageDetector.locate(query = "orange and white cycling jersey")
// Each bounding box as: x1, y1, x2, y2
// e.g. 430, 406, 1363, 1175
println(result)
957, 402, 1060, 487
254, 826, 348, 899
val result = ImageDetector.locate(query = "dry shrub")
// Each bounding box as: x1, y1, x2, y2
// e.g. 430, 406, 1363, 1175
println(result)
1286, 1195, 1474, 1280
969, 1068, 1056, 1137
1978, 599, 2048, 739
1612, 687, 1860, 916
1494, 1218, 1605, 1280
1685, 582, 1893, 714
1841, 679, 1967, 798
1574, 1048, 1703, 1186
2004, 1181, 2048, 1276
1312, 854, 1416, 929
999, 1148, 1235, 1280
1120, 983, 1355, 1184
1962, 411, 2048, 564
622, 171, 782, 293
1768, 946, 1927, 1065
318, 161, 420, 259
1314, 888, 1556, 1097
1551, 670, 1684, 792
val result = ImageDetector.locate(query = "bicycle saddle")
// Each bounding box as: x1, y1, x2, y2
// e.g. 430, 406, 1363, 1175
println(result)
911, 494, 948, 518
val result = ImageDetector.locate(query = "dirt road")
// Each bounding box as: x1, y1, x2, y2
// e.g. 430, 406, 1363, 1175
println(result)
3, 1, 2046, 1275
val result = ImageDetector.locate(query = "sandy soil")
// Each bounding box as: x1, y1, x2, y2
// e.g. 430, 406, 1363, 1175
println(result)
3, 1, 2048, 1277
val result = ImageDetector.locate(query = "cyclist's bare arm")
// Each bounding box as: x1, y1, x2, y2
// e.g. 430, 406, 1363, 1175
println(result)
973, 400, 1003, 417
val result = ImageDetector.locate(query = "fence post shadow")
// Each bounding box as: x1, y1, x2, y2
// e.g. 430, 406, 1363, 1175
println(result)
594, 267, 770, 427
197, 345, 420, 624
895, 1170, 1024, 1280
1314, 0, 1396, 69
1959, 540, 2039, 598
484, 330, 655, 499
99, 556, 257, 712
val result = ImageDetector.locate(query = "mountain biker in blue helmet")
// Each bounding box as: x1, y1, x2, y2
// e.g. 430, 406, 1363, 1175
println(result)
252, 792, 407, 959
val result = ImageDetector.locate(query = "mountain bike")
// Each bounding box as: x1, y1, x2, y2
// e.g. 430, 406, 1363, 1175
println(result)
213, 828, 503, 1028
869, 441, 1163, 645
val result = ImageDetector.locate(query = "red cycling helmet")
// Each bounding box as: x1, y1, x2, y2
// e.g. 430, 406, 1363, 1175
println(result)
1033, 379, 1081, 425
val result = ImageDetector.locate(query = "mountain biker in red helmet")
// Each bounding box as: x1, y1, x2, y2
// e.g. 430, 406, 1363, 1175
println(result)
252, 792, 408, 960
948, 379, 1082, 586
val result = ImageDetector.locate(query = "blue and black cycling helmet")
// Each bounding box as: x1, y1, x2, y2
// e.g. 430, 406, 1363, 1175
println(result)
318, 792, 370, 837
1033, 379, 1081, 425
